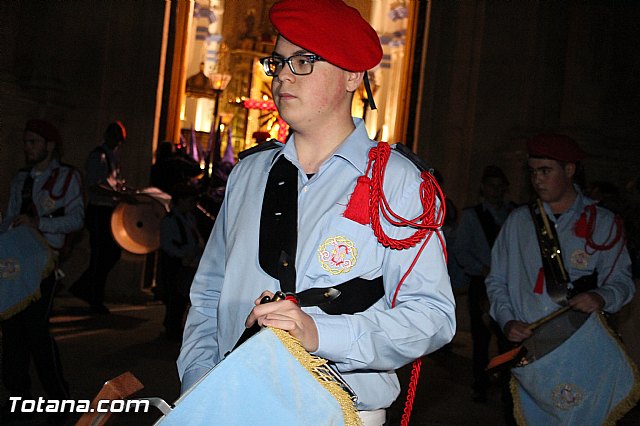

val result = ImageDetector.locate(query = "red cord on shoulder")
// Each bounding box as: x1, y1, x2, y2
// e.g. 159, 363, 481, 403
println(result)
343, 142, 447, 426
343, 175, 372, 225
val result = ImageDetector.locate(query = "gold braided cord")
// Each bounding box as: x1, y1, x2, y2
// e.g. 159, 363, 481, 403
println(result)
269, 327, 362, 426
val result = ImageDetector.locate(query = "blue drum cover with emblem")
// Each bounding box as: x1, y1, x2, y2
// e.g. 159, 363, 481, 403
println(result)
511, 313, 640, 425
156, 328, 347, 425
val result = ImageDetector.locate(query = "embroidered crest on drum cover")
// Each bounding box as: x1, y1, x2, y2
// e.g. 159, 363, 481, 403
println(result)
551, 383, 584, 410
317, 236, 358, 275
0, 259, 21, 279
570, 249, 589, 270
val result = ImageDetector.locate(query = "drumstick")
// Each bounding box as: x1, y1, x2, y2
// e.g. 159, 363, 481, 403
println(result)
526, 304, 571, 331
486, 305, 571, 371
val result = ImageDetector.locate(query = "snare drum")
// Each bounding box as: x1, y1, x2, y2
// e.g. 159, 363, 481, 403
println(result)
156, 328, 360, 426
0, 226, 55, 319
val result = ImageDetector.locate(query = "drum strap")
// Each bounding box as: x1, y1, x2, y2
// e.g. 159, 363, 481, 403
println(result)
474, 204, 500, 248
259, 155, 384, 314
259, 155, 298, 294
20, 174, 36, 215
529, 202, 569, 305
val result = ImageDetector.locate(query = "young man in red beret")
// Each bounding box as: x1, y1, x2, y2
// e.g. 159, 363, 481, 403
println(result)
1, 119, 84, 423
178, 0, 455, 424
486, 134, 637, 424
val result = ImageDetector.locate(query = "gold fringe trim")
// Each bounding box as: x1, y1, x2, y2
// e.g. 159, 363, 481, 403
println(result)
510, 375, 526, 426
509, 313, 640, 426
0, 228, 55, 321
0, 289, 42, 320
269, 327, 362, 426
598, 313, 640, 426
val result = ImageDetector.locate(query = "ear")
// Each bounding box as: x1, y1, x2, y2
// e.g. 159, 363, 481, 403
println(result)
46, 140, 56, 155
345, 71, 364, 92
564, 162, 576, 178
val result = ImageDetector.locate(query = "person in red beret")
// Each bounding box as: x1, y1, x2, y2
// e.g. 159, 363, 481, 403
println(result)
177, 1, 455, 424
485, 134, 636, 423
1, 119, 84, 424
69, 120, 127, 315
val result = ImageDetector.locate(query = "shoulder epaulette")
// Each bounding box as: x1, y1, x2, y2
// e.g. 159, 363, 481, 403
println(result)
238, 140, 282, 160
58, 162, 79, 172
392, 142, 433, 173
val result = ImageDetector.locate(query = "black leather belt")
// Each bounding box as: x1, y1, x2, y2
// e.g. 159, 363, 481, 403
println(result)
297, 276, 385, 315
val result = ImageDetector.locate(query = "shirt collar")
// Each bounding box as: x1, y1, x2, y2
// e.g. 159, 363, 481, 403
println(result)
31, 158, 60, 178
546, 186, 592, 222
272, 118, 372, 175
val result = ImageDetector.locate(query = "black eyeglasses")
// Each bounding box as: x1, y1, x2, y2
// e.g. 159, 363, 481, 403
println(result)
260, 54, 326, 77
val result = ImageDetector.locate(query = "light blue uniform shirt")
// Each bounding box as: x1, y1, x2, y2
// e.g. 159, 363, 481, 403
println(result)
486, 190, 635, 330
452, 201, 512, 277
177, 119, 456, 410
3, 159, 84, 249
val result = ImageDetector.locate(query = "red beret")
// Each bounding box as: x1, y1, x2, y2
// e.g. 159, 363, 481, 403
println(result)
526, 134, 586, 162
269, 0, 383, 72
24, 119, 62, 146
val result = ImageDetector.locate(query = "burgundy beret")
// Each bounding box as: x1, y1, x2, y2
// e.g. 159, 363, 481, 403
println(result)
526, 134, 586, 162
269, 0, 383, 72
24, 119, 62, 146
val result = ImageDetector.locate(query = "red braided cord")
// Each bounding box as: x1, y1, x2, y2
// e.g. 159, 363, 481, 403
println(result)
582, 204, 623, 253
368, 142, 445, 250
401, 358, 422, 426
364, 142, 447, 426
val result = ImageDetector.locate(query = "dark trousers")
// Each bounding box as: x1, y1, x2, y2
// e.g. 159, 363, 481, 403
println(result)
1, 275, 69, 399
468, 275, 511, 391
157, 253, 193, 340
468, 275, 515, 423
72, 204, 121, 305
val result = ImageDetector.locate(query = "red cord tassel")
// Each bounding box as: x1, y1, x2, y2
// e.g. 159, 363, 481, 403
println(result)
343, 175, 372, 225
574, 210, 589, 238
534, 267, 545, 294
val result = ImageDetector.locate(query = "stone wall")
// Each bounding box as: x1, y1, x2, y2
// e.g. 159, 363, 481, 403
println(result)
418, 0, 640, 208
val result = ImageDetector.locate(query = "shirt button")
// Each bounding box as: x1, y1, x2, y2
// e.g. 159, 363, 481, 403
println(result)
303, 186, 309, 192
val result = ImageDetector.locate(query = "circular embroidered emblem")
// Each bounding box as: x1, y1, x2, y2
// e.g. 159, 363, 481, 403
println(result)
570, 249, 589, 270
551, 383, 583, 410
317, 236, 358, 275
0, 259, 21, 279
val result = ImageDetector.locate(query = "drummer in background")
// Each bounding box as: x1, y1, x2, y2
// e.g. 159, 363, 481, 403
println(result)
69, 121, 127, 315
1, 119, 83, 424
177, 0, 456, 424
485, 134, 635, 421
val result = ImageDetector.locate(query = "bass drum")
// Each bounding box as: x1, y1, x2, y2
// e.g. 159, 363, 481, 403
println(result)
111, 188, 170, 254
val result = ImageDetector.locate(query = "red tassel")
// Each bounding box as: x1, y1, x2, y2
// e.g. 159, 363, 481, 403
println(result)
534, 267, 545, 294
574, 210, 589, 238
343, 175, 372, 225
